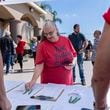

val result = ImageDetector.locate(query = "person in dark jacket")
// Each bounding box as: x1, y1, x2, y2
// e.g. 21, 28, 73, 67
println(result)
0, 31, 14, 74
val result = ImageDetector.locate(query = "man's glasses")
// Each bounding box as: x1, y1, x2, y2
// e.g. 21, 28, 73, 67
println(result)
44, 31, 54, 37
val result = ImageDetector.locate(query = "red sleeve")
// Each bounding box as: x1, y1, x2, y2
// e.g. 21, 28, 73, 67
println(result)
16, 41, 26, 54
35, 42, 45, 65
103, 8, 110, 25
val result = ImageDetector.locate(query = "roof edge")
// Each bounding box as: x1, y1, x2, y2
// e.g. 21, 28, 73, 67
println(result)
27, 2, 47, 15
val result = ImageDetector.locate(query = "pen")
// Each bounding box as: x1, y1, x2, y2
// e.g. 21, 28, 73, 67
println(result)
31, 95, 53, 100
72, 97, 81, 104
28, 89, 33, 95
23, 89, 33, 95
68, 96, 73, 103
68, 96, 81, 104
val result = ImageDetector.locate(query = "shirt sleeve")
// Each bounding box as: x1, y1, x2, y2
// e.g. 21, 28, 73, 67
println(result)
35, 42, 45, 65
68, 39, 77, 57
103, 8, 110, 25
81, 33, 86, 42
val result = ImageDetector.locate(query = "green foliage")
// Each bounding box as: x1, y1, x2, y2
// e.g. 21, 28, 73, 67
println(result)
39, 2, 62, 24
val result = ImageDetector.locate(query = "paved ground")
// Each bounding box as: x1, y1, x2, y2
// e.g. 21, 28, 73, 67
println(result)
4, 58, 93, 86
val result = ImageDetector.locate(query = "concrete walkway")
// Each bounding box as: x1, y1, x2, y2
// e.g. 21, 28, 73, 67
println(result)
4, 58, 93, 86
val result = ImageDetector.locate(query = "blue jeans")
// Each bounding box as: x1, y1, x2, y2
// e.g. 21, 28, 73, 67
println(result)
4, 52, 11, 73
73, 53, 85, 82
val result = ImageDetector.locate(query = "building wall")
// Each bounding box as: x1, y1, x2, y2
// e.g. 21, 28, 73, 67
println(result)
0, 2, 53, 42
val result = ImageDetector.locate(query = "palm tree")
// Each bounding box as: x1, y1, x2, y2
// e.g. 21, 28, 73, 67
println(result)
40, 2, 52, 12
52, 11, 62, 24
38, 2, 62, 24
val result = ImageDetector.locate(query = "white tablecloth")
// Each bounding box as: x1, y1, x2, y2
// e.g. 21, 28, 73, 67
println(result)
5, 80, 110, 110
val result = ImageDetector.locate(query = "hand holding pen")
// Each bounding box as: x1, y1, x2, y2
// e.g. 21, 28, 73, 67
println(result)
24, 81, 36, 94
25, 81, 35, 90
23, 88, 33, 95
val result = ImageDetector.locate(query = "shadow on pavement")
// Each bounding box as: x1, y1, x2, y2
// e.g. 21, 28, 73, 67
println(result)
12, 68, 34, 74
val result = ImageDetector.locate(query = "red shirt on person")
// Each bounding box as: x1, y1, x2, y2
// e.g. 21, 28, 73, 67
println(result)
35, 36, 77, 85
16, 40, 26, 55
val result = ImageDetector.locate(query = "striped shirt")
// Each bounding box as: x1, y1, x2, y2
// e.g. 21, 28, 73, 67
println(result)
91, 38, 100, 62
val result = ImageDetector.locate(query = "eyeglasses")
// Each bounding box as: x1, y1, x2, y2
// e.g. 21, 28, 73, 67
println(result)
43, 30, 54, 37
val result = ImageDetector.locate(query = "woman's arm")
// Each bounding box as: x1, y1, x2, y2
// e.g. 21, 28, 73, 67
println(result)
25, 63, 44, 89
31, 63, 44, 83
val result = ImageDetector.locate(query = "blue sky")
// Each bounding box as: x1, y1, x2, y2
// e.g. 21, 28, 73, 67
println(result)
39, 0, 110, 42
3, 0, 110, 42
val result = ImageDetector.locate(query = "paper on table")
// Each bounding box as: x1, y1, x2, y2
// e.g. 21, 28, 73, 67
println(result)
50, 86, 94, 110
7, 84, 54, 110
33, 83, 65, 101
12, 83, 44, 97
5, 80, 24, 93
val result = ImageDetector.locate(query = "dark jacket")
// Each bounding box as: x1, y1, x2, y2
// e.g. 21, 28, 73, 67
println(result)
0, 35, 14, 56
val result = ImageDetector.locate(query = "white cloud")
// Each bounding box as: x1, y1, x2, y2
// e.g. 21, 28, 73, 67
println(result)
61, 13, 78, 18
71, 14, 77, 17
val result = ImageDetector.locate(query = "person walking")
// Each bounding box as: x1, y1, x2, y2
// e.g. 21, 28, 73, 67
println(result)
0, 50, 12, 110
16, 35, 26, 72
0, 31, 14, 74
25, 20, 77, 90
30, 36, 38, 64
68, 24, 88, 85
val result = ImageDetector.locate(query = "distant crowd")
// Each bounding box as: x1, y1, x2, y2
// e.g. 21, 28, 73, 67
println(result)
0, 31, 41, 74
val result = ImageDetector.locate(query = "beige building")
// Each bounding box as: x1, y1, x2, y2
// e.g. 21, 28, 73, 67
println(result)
0, 1, 53, 43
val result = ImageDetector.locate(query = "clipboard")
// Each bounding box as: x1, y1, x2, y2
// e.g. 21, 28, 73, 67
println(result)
30, 84, 65, 101
31, 89, 64, 101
